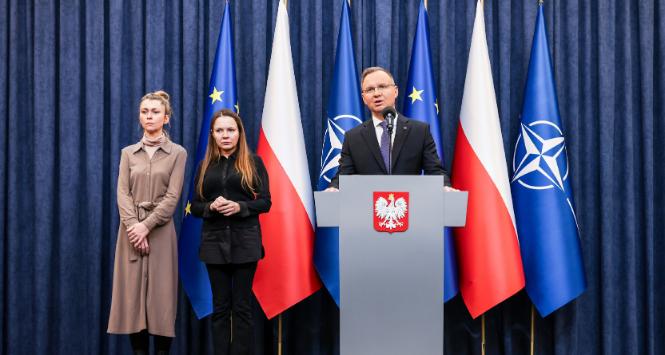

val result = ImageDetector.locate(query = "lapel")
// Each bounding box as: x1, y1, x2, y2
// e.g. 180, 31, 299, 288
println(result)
359, 119, 387, 173
391, 115, 411, 168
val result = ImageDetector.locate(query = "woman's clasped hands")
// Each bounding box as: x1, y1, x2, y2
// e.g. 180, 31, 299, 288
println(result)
210, 195, 241, 216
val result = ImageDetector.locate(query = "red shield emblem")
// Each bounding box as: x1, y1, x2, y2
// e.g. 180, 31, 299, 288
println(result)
373, 192, 409, 233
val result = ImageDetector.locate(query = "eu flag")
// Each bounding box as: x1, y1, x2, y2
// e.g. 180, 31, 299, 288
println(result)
314, 0, 363, 306
403, 0, 459, 302
511, 4, 586, 316
178, 1, 239, 319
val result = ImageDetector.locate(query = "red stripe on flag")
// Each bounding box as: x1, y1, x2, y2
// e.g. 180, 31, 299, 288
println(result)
452, 125, 525, 318
253, 129, 321, 319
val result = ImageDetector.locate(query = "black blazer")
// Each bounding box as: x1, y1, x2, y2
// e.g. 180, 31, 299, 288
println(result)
191, 153, 271, 264
330, 114, 450, 188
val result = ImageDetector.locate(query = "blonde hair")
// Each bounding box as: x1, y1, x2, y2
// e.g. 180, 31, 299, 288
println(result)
196, 109, 258, 198
140, 90, 172, 117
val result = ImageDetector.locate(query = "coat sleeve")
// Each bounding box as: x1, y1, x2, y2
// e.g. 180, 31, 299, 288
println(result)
421, 126, 451, 186
237, 156, 272, 217
142, 148, 188, 231
329, 131, 356, 189
117, 149, 139, 229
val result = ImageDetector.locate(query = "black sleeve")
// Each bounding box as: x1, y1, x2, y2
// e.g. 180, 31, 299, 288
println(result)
421, 126, 451, 186
329, 132, 355, 189
190, 163, 213, 218
237, 156, 272, 217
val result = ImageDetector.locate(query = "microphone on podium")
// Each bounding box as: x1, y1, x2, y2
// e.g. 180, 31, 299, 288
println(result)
380, 106, 397, 175
381, 106, 397, 134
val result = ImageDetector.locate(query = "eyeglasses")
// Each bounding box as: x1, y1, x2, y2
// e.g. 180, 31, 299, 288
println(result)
361, 84, 395, 95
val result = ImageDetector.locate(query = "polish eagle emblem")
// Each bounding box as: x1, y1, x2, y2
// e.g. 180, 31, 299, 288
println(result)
373, 192, 409, 233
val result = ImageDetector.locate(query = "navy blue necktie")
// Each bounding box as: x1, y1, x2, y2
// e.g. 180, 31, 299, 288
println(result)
379, 120, 391, 172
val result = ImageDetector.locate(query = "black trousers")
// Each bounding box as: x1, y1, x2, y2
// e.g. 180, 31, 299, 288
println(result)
128, 330, 172, 354
206, 262, 258, 355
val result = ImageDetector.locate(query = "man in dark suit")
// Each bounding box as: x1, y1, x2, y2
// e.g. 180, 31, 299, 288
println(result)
328, 66, 450, 189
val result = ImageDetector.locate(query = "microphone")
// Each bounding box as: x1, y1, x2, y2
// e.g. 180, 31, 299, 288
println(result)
380, 107, 397, 175
381, 107, 397, 134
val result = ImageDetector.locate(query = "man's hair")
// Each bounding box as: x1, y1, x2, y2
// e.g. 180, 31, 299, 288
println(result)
360, 66, 395, 86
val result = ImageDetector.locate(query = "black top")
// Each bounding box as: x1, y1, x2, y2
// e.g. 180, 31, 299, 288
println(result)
191, 153, 271, 264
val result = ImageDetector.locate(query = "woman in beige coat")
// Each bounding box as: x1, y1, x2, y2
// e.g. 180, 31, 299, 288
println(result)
108, 91, 187, 355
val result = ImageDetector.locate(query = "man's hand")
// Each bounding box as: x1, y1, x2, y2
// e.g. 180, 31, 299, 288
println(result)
324, 187, 339, 192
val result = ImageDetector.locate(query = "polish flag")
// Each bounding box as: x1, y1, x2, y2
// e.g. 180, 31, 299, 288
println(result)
253, 1, 322, 319
451, 1, 525, 318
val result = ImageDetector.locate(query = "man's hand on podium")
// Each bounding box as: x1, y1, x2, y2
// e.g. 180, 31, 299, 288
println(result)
324, 187, 339, 192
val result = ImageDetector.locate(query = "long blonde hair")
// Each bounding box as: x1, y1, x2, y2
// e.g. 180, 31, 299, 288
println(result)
196, 109, 258, 198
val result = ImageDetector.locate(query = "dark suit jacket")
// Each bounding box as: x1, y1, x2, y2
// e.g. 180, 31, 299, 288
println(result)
329, 114, 450, 188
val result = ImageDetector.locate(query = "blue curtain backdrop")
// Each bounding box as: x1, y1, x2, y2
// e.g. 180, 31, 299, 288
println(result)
1, 0, 663, 354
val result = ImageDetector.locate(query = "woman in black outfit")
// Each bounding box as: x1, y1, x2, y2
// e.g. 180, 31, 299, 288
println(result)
191, 109, 271, 355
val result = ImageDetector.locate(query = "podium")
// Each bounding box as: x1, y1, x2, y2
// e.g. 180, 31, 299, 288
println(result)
314, 175, 468, 355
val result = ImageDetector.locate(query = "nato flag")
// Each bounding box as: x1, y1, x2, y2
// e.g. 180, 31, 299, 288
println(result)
178, 1, 239, 319
314, 0, 363, 306
511, 4, 586, 316
403, 0, 459, 302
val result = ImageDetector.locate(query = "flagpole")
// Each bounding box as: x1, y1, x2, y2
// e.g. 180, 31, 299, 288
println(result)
424, 0, 427, 10
530, 305, 536, 355
278, 314, 283, 355
481, 314, 486, 355
275, 3, 284, 355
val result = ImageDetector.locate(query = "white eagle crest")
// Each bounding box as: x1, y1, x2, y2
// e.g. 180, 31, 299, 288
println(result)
374, 193, 408, 230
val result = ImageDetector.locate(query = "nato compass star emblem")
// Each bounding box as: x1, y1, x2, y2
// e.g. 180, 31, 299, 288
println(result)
512, 120, 569, 190
512, 119, 579, 228
319, 114, 362, 184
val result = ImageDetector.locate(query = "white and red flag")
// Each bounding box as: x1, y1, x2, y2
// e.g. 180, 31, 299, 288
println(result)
253, 1, 321, 319
451, 0, 525, 318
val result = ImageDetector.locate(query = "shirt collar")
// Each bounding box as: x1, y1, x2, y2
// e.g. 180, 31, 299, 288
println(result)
218, 150, 239, 162
372, 113, 399, 127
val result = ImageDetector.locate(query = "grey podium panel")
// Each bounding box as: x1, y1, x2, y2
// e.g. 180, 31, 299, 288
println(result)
340, 175, 443, 355
313, 176, 468, 355
313, 191, 339, 227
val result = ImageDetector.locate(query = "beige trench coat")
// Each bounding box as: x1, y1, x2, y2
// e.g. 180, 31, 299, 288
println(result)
107, 140, 187, 337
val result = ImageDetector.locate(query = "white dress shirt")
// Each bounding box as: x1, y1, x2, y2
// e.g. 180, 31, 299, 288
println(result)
372, 114, 398, 148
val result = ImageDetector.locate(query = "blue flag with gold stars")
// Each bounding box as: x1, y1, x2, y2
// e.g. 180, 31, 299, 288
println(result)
313, 0, 363, 306
178, 1, 239, 319
511, 5, 586, 316
402, 0, 458, 302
